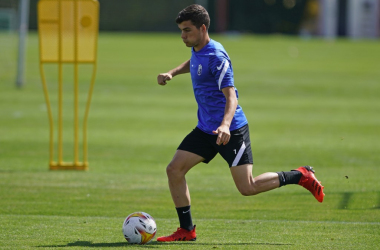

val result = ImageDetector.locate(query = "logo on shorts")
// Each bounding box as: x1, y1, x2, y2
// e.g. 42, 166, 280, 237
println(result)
197, 64, 202, 76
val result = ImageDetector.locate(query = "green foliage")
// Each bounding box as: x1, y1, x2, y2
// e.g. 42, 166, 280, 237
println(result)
0, 33, 379, 249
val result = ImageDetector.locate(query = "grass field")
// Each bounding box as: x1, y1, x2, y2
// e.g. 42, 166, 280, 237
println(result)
0, 32, 380, 249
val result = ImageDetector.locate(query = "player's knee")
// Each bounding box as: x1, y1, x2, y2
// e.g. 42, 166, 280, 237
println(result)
165, 163, 175, 177
237, 185, 259, 196
238, 189, 253, 196
166, 162, 183, 179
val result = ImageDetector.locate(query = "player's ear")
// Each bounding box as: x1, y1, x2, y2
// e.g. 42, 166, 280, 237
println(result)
200, 24, 207, 32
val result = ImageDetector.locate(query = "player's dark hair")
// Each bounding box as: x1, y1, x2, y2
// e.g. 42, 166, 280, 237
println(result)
175, 4, 210, 30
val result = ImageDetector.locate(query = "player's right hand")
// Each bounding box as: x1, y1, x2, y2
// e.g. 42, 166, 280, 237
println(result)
213, 124, 231, 146
157, 73, 172, 86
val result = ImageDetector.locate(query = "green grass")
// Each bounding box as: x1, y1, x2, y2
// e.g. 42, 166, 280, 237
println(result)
1, 32, 380, 249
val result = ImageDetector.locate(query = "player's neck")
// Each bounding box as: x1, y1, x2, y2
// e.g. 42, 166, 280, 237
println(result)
194, 34, 210, 52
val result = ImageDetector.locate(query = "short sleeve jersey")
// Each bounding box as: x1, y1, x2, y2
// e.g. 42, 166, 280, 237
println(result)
190, 39, 248, 134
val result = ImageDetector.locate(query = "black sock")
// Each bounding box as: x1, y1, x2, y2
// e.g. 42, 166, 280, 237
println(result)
176, 205, 194, 231
277, 170, 302, 187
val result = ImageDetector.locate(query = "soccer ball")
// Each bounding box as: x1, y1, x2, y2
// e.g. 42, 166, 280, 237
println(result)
122, 212, 157, 244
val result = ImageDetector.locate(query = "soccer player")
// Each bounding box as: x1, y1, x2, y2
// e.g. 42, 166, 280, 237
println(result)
156, 4, 325, 242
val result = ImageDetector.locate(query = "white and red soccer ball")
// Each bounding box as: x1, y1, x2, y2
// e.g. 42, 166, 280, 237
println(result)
122, 212, 157, 244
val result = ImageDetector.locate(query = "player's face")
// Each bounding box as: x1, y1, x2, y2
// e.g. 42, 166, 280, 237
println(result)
178, 20, 203, 49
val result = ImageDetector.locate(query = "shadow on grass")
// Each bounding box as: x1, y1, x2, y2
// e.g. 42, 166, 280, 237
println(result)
338, 192, 353, 209
337, 192, 380, 210
38, 240, 293, 248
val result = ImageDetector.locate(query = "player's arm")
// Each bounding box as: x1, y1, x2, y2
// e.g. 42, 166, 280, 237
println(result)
213, 86, 238, 145
157, 60, 190, 85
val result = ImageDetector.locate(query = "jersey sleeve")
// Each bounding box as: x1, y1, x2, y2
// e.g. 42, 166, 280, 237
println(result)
209, 52, 234, 90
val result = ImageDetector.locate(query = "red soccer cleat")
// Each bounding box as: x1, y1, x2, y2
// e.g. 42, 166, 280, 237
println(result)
295, 166, 325, 203
157, 226, 196, 242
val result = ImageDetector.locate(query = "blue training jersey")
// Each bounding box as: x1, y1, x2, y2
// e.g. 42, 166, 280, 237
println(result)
190, 39, 248, 134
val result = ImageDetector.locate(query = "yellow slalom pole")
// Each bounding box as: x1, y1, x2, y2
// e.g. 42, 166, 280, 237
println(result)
37, 3, 54, 167
83, 63, 97, 169
57, 0, 63, 166
82, 0, 99, 170
73, 0, 79, 166
39, 64, 55, 167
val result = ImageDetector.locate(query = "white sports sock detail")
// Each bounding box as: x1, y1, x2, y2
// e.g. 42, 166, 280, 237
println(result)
232, 141, 246, 167
218, 60, 230, 90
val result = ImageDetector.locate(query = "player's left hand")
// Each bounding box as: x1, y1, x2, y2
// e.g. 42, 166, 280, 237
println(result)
213, 125, 231, 146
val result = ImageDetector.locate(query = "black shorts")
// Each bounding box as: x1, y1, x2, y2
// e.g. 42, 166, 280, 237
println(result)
177, 124, 253, 167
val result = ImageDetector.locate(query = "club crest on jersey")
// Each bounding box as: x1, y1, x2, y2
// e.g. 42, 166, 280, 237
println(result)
197, 64, 202, 76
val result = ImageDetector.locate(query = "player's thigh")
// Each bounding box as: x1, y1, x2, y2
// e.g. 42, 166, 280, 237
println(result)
167, 150, 205, 176
230, 164, 254, 193
230, 164, 253, 184
178, 127, 219, 164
